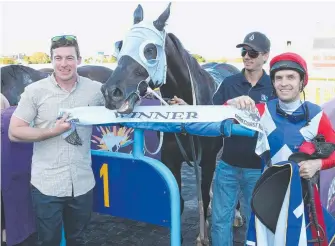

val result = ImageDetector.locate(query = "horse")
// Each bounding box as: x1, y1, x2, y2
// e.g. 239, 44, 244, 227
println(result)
1, 64, 114, 106
100, 3, 240, 244
1, 65, 49, 106
38, 68, 54, 74
38, 65, 114, 84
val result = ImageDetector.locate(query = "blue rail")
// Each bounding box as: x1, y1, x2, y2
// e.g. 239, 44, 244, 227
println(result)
60, 123, 255, 246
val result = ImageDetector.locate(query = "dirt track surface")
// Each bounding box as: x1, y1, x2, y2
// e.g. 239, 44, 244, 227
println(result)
80, 163, 246, 246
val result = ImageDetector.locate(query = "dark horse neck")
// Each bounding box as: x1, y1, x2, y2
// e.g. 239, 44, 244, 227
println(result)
161, 33, 216, 106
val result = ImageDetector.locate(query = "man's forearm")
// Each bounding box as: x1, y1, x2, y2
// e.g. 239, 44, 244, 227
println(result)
9, 126, 58, 142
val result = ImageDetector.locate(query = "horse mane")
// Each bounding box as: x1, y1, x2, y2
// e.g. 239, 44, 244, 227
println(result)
167, 33, 215, 87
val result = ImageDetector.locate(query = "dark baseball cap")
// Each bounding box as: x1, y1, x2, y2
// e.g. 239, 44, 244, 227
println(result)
236, 32, 271, 53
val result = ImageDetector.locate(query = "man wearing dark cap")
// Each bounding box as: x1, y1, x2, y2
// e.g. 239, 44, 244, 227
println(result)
211, 31, 275, 246
236, 31, 271, 53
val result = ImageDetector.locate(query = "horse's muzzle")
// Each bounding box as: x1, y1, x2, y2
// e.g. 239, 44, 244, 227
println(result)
117, 92, 140, 114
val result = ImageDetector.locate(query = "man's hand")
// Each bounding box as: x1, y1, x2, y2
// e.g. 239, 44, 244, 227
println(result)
53, 113, 72, 135
226, 96, 256, 110
298, 159, 322, 179
168, 96, 188, 105
9, 113, 72, 143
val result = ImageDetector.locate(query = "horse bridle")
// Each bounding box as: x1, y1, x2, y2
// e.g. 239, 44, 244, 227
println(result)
131, 63, 207, 244
126, 76, 152, 100
129, 63, 203, 169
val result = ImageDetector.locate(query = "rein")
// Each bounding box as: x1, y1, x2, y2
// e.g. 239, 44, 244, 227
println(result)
141, 62, 208, 245
140, 63, 203, 169
287, 135, 335, 245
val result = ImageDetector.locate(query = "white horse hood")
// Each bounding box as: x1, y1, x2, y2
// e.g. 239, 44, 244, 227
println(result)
117, 21, 167, 87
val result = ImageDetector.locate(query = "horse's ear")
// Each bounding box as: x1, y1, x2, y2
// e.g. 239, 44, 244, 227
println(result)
153, 2, 171, 31
133, 4, 144, 24
113, 40, 123, 58
115, 40, 123, 50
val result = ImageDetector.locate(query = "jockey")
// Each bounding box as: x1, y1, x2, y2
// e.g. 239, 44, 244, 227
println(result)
227, 52, 335, 245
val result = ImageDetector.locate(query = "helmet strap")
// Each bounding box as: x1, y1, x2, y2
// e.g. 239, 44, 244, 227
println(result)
300, 80, 304, 92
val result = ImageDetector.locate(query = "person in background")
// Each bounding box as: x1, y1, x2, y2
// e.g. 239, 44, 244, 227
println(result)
1, 93, 10, 246
322, 96, 335, 129
210, 31, 274, 246
169, 31, 274, 245
1, 93, 10, 110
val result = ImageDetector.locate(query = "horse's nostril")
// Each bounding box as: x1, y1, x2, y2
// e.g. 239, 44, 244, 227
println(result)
112, 88, 123, 98
104, 90, 108, 98
101, 85, 106, 95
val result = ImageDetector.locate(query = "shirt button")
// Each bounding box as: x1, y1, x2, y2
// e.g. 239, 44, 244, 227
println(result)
70, 98, 75, 108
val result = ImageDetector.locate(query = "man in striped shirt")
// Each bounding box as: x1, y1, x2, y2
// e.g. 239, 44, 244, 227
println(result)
8, 35, 105, 246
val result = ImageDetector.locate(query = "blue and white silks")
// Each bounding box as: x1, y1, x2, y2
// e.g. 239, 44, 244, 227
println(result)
247, 161, 307, 246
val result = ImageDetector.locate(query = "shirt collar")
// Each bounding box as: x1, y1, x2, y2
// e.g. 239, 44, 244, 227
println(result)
278, 98, 303, 114
49, 73, 80, 92
274, 98, 306, 123
240, 69, 269, 87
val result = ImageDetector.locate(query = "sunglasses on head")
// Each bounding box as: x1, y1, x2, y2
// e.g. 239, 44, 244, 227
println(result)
51, 35, 77, 42
241, 48, 261, 59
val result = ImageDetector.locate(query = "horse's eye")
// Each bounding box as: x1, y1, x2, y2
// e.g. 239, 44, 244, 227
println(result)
144, 44, 157, 60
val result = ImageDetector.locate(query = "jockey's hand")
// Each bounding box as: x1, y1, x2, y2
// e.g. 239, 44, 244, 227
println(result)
168, 96, 188, 105
298, 159, 322, 179
226, 96, 256, 111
